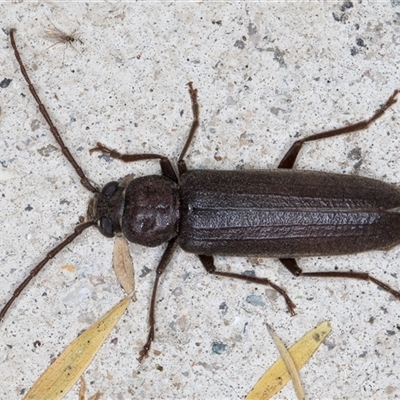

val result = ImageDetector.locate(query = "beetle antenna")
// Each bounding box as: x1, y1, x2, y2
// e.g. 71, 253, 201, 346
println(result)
178, 82, 199, 163
0, 221, 95, 321
9, 28, 98, 193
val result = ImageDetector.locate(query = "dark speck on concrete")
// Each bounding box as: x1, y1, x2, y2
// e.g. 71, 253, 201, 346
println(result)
348, 147, 362, 161
30, 119, 41, 132
246, 294, 265, 306
37, 144, 58, 157
356, 38, 365, 47
340, 1, 353, 11
333, 1, 353, 23
350, 47, 358, 56
271, 47, 286, 67
234, 40, 245, 50
243, 270, 256, 277
352, 160, 362, 170
98, 153, 113, 162
248, 22, 257, 35
139, 266, 152, 278
332, 12, 345, 22
0, 78, 12, 88
219, 301, 228, 316
323, 339, 336, 351
212, 341, 227, 355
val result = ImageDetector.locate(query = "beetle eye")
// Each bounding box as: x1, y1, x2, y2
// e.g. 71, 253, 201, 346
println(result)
101, 181, 119, 197
99, 216, 115, 238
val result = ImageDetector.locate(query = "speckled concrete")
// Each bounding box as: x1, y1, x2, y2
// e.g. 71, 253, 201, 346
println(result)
1, 2, 400, 399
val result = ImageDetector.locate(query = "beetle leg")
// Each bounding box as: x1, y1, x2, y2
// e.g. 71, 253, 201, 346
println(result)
278, 89, 399, 169
90, 82, 199, 179
279, 258, 400, 300
89, 143, 179, 181
159, 158, 179, 182
89, 142, 164, 162
198, 255, 297, 316
279, 258, 303, 275
138, 237, 178, 362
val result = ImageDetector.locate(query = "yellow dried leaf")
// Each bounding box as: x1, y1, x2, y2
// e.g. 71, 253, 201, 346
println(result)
113, 236, 136, 298
24, 296, 132, 400
266, 324, 304, 400
246, 321, 332, 400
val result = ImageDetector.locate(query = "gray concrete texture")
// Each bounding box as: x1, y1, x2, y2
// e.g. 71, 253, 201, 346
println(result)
1, 2, 400, 399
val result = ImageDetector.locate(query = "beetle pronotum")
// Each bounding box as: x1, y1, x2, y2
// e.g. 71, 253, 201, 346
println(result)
3, 29, 400, 363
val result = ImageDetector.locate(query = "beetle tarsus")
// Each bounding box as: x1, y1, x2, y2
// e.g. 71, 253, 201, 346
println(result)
138, 330, 153, 363
89, 142, 163, 162
280, 257, 400, 301
301, 271, 400, 300
198, 254, 297, 315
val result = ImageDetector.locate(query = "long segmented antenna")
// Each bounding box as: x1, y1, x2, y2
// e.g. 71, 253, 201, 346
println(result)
9, 28, 98, 193
0, 222, 95, 320
1, 29, 99, 320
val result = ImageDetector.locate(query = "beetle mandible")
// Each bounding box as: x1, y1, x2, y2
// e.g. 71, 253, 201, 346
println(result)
2, 29, 400, 362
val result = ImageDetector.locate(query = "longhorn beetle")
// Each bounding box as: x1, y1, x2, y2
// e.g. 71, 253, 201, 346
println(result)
3, 29, 400, 362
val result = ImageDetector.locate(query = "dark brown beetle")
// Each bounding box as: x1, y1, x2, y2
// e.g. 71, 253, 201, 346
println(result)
2, 29, 400, 362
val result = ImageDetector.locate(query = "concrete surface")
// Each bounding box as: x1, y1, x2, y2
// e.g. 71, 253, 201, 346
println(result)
1, 2, 400, 399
